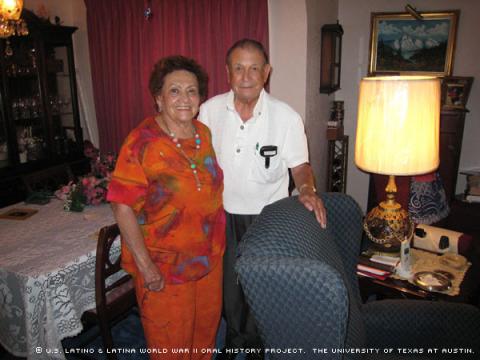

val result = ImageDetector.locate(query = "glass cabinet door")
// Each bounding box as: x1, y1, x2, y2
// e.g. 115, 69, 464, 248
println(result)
45, 44, 78, 158
4, 38, 47, 164
0, 10, 84, 207
0, 101, 9, 168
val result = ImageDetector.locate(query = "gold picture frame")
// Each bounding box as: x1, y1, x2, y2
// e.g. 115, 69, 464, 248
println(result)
441, 76, 474, 110
369, 11, 459, 76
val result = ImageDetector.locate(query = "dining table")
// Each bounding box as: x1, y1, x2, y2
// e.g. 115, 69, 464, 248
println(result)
0, 199, 116, 359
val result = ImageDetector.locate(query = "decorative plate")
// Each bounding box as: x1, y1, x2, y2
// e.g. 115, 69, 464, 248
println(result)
433, 269, 455, 280
413, 271, 452, 292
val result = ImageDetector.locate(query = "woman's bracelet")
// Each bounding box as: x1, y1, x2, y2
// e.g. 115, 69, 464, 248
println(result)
298, 183, 317, 194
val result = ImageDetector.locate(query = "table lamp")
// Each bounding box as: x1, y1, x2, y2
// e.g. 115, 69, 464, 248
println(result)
355, 76, 441, 254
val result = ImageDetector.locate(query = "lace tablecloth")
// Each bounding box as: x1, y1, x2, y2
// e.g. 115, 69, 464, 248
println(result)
0, 200, 116, 359
394, 248, 471, 296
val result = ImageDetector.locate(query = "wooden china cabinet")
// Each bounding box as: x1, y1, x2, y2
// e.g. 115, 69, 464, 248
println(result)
0, 10, 85, 206
438, 108, 469, 203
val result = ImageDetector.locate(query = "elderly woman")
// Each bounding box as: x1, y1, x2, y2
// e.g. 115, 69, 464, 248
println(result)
107, 56, 225, 358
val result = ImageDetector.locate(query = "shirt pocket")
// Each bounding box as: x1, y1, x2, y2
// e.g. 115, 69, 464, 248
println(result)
248, 152, 286, 184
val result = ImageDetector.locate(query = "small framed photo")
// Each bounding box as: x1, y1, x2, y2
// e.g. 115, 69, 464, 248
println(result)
368, 11, 459, 76
441, 76, 474, 109
0, 208, 38, 220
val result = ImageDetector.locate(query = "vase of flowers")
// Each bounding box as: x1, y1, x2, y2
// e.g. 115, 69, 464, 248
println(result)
56, 182, 86, 212
55, 141, 116, 211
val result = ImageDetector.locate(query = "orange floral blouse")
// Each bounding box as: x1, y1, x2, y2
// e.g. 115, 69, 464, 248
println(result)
107, 117, 225, 284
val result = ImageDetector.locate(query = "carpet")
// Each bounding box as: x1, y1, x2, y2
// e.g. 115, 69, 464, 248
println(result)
1, 313, 234, 360
61, 311, 231, 360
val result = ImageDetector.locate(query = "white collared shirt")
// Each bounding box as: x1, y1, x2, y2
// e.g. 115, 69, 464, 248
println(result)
199, 89, 308, 214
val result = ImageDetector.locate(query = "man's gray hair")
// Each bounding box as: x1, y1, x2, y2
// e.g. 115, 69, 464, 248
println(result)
226, 38, 269, 66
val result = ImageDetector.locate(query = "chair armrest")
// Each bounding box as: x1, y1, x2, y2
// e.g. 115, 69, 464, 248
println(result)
320, 193, 365, 301
236, 255, 349, 357
321, 193, 364, 244
364, 299, 480, 352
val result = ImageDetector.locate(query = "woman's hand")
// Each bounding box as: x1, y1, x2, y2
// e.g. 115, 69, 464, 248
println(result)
142, 264, 165, 292
111, 202, 166, 292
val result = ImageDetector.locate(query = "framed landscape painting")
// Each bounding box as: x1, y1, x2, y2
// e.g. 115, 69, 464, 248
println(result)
369, 11, 459, 76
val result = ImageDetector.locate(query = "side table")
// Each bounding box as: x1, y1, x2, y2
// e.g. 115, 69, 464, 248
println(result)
358, 233, 480, 306
360, 197, 480, 306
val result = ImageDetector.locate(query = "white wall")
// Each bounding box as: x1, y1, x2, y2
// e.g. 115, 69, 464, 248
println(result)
24, 0, 99, 146
69, 0, 99, 147
305, 0, 338, 190
339, 0, 480, 211
269, 0, 337, 190
268, 0, 308, 120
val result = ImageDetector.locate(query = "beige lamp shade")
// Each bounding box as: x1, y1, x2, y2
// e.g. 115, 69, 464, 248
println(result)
355, 76, 440, 176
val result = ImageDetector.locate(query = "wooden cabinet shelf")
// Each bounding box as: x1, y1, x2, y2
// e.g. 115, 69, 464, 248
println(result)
327, 135, 348, 193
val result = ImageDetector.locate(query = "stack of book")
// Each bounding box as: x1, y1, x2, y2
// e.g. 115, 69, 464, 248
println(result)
462, 169, 480, 203
357, 253, 399, 280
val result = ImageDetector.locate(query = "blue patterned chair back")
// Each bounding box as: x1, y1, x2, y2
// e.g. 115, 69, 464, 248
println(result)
236, 193, 366, 359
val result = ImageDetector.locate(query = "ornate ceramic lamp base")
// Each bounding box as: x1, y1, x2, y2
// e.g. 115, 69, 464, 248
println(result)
364, 175, 414, 255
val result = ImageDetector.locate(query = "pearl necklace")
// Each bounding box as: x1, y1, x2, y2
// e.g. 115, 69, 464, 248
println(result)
163, 121, 202, 191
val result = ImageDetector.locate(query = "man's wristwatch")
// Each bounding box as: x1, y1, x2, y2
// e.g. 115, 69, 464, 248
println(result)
299, 184, 317, 193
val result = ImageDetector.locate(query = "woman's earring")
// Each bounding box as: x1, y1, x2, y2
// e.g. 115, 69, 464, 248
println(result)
155, 102, 162, 113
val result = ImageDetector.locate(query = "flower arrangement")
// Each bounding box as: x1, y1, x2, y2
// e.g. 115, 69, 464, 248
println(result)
55, 141, 116, 211
56, 181, 86, 212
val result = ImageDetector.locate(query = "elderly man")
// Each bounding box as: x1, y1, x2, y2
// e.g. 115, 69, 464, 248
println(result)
199, 38, 326, 358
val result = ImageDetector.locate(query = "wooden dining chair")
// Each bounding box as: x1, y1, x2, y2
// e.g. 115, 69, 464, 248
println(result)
82, 224, 137, 360
21, 163, 75, 194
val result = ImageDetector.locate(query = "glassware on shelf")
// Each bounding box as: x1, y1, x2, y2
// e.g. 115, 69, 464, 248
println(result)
30, 48, 37, 69
0, 141, 8, 163
6, 63, 36, 76
11, 95, 43, 120
26, 139, 45, 161
5, 48, 37, 77
47, 95, 72, 115
6, 63, 16, 76
4, 40, 13, 57
30, 97, 40, 118
16, 126, 46, 163
48, 95, 59, 115
12, 101, 19, 120
17, 127, 27, 163
19, 98, 30, 119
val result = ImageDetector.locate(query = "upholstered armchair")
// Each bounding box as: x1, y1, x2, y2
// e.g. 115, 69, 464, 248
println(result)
236, 193, 480, 359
